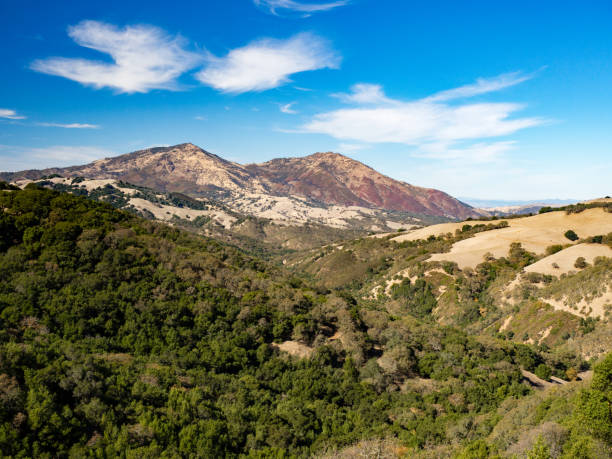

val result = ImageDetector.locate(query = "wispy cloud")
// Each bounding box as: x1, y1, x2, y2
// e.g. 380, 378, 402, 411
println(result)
254, 0, 349, 15
0, 109, 26, 120
196, 33, 340, 93
413, 141, 517, 163
302, 73, 543, 161
37, 122, 100, 129
280, 102, 298, 114
425, 71, 535, 102
338, 143, 367, 152
31, 20, 202, 93
0, 145, 112, 171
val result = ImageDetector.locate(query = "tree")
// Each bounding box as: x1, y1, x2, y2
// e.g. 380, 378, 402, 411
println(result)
535, 364, 552, 381
456, 439, 500, 459
564, 230, 579, 241
0, 213, 20, 251
573, 353, 612, 443
591, 352, 612, 396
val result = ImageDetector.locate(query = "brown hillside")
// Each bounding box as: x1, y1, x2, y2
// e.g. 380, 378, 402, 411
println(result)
1, 143, 479, 219
247, 152, 478, 219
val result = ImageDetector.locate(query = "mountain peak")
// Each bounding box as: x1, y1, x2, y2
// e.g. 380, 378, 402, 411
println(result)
304, 151, 377, 172
308, 151, 349, 159
246, 151, 478, 218
167, 142, 208, 154
147, 142, 208, 156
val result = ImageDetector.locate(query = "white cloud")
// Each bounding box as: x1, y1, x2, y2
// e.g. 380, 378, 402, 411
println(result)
254, 0, 349, 15
302, 73, 543, 161
304, 102, 540, 144
0, 145, 111, 171
31, 22, 338, 95
194, 115, 207, 121
334, 83, 395, 105
37, 122, 100, 129
31, 20, 202, 93
196, 33, 339, 93
280, 102, 298, 114
0, 109, 26, 120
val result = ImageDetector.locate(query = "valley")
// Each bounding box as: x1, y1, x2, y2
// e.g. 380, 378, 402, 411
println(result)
1, 146, 610, 457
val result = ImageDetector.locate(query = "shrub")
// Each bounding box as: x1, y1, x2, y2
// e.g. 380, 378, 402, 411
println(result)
580, 317, 597, 334
527, 436, 551, 459
574, 257, 587, 269
527, 272, 543, 284
546, 244, 563, 255
442, 261, 456, 275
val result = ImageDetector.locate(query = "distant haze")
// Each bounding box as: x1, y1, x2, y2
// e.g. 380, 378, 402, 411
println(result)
460, 198, 579, 208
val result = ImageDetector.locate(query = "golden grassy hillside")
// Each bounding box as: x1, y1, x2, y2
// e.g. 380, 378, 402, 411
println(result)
391, 208, 612, 268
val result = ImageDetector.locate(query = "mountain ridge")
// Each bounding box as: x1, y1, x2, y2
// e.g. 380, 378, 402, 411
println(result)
1, 142, 481, 219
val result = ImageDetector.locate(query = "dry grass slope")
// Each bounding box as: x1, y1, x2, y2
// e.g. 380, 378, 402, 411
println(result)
391, 208, 612, 268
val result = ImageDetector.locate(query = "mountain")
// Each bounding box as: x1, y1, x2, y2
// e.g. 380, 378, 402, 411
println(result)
459, 197, 579, 217
247, 152, 478, 219
1, 143, 258, 194
0, 143, 480, 220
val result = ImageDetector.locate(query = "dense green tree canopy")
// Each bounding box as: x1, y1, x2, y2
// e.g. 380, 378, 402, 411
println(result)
0, 185, 606, 457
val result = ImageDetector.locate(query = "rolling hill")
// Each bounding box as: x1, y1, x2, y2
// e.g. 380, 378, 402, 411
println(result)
1, 182, 587, 458
1, 181, 610, 458
289, 200, 612, 360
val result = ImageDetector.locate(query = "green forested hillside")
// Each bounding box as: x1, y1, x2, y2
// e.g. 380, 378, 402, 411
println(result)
0, 184, 609, 458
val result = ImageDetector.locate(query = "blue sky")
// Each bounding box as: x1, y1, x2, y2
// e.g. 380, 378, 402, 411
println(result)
1, 0, 611, 200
